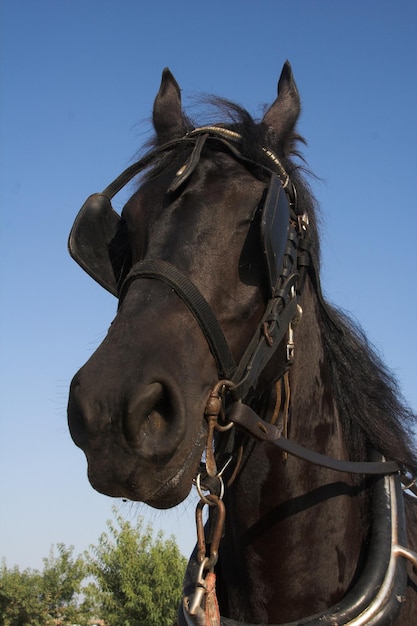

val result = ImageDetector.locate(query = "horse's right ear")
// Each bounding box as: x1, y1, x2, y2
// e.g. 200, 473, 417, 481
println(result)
153, 68, 184, 143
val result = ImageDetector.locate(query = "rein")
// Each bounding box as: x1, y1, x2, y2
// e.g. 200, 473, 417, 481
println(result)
228, 400, 402, 476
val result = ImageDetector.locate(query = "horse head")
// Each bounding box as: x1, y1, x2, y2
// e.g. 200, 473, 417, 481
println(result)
68, 63, 305, 509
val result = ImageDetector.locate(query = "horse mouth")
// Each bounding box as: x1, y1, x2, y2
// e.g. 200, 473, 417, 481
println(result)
84, 425, 206, 509
143, 435, 206, 508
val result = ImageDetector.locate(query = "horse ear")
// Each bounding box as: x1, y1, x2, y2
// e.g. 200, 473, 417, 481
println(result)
153, 68, 184, 142
262, 61, 301, 153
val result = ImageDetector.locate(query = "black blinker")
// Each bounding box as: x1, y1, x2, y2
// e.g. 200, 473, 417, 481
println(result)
68, 134, 293, 302
68, 193, 122, 296
261, 174, 290, 297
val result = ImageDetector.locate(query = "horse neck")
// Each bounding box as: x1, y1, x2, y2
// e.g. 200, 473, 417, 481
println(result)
218, 281, 367, 623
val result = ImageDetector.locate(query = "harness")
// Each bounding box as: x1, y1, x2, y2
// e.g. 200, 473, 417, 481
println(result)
183, 468, 416, 626
68, 127, 417, 625
69, 126, 307, 387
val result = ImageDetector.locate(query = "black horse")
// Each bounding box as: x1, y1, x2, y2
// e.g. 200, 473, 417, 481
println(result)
68, 63, 417, 624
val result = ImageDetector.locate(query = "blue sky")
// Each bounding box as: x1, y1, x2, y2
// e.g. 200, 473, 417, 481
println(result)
1, 0, 416, 571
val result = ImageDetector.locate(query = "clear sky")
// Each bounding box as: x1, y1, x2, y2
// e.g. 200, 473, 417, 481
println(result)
1, 0, 416, 571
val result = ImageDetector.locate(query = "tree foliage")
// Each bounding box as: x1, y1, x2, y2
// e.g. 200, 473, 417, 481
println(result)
0, 544, 92, 625
41, 543, 92, 624
0, 563, 45, 626
0, 509, 187, 626
87, 508, 187, 626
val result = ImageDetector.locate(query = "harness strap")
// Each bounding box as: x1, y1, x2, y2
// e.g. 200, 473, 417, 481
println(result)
119, 259, 237, 380
228, 401, 401, 475
102, 137, 197, 198
168, 134, 209, 194
101, 127, 290, 202
119, 257, 303, 402
231, 294, 299, 400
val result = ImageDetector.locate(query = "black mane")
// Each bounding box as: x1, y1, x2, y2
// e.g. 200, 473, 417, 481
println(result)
321, 303, 417, 472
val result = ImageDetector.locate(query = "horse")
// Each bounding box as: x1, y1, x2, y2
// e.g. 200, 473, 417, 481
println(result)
67, 63, 417, 624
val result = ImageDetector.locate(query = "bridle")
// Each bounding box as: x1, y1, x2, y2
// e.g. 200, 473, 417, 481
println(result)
69, 125, 309, 387
113, 126, 409, 477
117, 125, 311, 395
69, 126, 417, 625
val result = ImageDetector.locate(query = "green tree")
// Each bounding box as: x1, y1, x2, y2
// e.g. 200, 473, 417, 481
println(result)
0, 546, 95, 626
87, 508, 187, 626
0, 561, 46, 626
40, 543, 94, 625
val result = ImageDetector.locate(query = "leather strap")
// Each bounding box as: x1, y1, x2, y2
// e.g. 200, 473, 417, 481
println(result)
102, 137, 196, 198
119, 259, 237, 379
101, 129, 288, 201
229, 402, 401, 475
120, 259, 302, 402
231, 294, 299, 400
167, 134, 209, 194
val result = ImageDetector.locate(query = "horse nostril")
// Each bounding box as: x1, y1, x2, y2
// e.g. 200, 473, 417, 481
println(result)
68, 380, 89, 449
68, 376, 185, 461
124, 382, 169, 449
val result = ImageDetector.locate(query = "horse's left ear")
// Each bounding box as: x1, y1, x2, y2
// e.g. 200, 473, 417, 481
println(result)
153, 68, 184, 143
262, 61, 301, 153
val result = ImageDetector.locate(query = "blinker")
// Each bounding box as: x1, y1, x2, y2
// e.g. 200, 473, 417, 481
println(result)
261, 174, 290, 296
68, 193, 122, 296
68, 132, 293, 300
